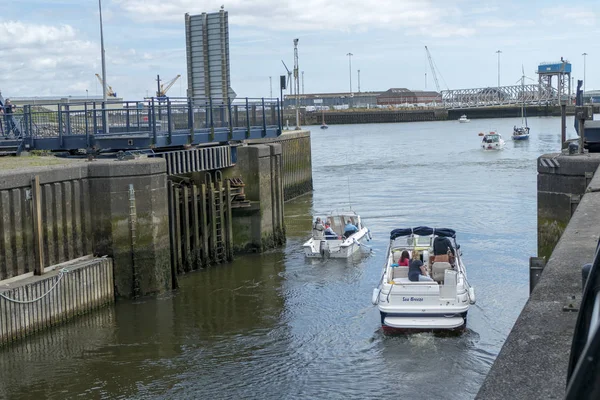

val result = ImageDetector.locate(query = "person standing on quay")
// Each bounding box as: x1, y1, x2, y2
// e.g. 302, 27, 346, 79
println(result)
4, 99, 19, 137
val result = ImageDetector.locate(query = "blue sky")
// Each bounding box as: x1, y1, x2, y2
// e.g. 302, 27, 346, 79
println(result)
1, 0, 598, 100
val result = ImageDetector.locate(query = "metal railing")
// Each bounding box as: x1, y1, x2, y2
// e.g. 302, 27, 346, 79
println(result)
16, 97, 281, 145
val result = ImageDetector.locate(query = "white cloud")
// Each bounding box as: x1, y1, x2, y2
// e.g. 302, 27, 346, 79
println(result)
113, 0, 472, 37
475, 18, 517, 29
0, 21, 77, 47
541, 6, 596, 26
0, 21, 98, 96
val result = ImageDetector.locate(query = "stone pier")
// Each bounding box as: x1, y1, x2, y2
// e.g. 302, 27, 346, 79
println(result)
476, 153, 600, 399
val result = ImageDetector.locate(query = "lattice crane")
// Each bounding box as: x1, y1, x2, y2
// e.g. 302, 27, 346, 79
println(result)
156, 74, 181, 98
95, 73, 116, 97
425, 46, 440, 92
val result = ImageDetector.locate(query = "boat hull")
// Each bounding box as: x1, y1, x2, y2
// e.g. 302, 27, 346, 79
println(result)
380, 311, 468, 332
303, 228, 369, 258
512, 134, 529, 140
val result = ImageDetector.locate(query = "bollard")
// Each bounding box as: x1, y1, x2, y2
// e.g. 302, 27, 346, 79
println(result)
569, 142, 579, 155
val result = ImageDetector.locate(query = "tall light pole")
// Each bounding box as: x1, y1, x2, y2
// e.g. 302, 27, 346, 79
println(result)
358, 69, 361, 93
582, 52, 588, 101
269, 76, 272, 98
293, 38, 300, 130
347, 52, 353, 107
99, 0, 107, 103
98, 0, 108, 134
495, 50, 502, 90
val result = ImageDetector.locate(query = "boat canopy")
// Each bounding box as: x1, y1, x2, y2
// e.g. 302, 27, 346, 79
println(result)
389, 227, 456, 240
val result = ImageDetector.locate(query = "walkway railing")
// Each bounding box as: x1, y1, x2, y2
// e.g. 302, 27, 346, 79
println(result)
15, 97, 281, 151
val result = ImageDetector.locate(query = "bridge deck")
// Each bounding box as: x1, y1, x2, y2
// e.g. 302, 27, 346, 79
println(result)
6, 97, 281, 154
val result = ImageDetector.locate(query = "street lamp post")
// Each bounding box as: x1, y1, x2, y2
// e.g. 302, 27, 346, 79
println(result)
99, 0, 107, 103
495, 50, 502, 89
582, 52, 588, 102
346, 52, 353, 108
293, 38, 300, 130
98, 0, 108, 133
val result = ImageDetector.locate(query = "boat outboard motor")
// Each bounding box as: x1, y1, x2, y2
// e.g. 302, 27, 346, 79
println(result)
319, 240, 329, 258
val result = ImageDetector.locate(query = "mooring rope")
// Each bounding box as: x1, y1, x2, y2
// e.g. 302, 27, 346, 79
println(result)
0, 268, 70, 304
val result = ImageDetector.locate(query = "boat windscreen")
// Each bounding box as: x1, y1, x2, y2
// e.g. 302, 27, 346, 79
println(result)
390, 227, 456, 240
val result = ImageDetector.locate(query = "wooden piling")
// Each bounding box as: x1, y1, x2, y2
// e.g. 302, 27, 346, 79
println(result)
182, 185, 191, 271
208, 181, 217, 262
174, 186, 182, 274
32, 176, 45, 276
200, 183, 209, 266
225, 180, 233, 261
191, 185, 201, 267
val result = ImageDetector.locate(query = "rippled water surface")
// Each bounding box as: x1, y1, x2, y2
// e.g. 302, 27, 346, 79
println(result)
0, 117, 577, 399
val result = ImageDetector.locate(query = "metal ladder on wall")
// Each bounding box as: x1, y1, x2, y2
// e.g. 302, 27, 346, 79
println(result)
211, 171, 226, 263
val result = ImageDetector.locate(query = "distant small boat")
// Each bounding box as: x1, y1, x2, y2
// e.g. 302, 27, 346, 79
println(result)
320, 124, 329, 130
512, 126, 530, 141
512, 66, 530, 141
481, 132, 505, 150
458, 115, 470, 123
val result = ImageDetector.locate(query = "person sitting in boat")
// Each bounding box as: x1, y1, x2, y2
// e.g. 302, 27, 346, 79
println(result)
408, 250, 433, 282
398, 250, 410, 267
312, 217, 324, 239
324, 223, 338, 240
343, 220, 359, 238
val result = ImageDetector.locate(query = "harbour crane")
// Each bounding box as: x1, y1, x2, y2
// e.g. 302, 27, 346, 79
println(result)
95, 73, 117, 97
156, 74, 182, 99
425, 46, 440, 92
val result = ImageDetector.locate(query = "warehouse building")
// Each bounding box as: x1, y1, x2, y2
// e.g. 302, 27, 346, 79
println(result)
376, 88, 441, 106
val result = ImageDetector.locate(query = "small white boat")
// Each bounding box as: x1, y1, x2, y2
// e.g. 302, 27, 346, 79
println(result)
303, 211, 371, 258
458, 115, 470, 123
372, 227, 475, 332
481, 131, 505, 150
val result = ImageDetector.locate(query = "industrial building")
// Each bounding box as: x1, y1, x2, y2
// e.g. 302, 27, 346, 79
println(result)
284, 88, 442, 109
284, 91, 383, 108
376, 88, 441, 106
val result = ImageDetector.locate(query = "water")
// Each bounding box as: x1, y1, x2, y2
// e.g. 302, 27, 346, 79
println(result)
0, 117, 575, 399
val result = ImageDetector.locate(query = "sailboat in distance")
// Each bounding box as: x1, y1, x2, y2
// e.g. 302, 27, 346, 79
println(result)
512, 65, 530, 141
320, 106, 329, 129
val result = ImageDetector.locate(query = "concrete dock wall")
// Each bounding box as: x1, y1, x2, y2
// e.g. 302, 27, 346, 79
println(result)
247, 130, 313, 201
0, 158, 172, 298
0, 257, 114, 346
476, 155, 600, 399
228, 143, 285, 252
537, 154, 600, 259
0, 164, 92, 281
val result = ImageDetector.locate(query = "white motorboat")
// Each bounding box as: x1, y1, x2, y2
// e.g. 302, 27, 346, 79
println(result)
481, 131, 505, 150
371, 227, 476, 332
458, 114, 470, 123
303, 211, 371, 258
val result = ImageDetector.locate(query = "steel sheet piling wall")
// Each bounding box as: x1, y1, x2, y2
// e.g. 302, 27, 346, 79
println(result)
0, 257, 114, 347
